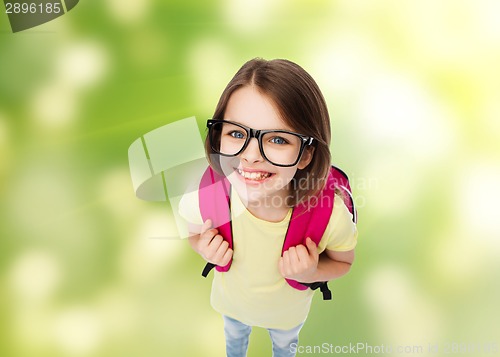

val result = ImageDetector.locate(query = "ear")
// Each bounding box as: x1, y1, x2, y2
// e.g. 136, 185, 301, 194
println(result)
297, 147, 314, 170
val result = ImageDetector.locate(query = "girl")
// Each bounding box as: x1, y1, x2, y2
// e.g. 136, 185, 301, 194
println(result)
179, 58, 357, 357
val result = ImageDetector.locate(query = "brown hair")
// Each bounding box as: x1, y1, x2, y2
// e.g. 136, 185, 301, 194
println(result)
205, 58, 332, 206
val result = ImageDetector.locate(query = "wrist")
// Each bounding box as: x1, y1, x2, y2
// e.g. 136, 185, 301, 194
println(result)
296, 267, 321, 284
188, 234, 201, 254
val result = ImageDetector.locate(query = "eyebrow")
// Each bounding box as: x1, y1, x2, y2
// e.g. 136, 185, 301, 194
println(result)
222, 117, 295, 132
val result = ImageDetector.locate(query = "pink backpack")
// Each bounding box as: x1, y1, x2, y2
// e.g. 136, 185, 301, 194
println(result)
198, 165, 356, 300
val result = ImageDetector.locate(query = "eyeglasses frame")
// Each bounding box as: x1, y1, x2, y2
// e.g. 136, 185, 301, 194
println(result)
206, 119, 316, 167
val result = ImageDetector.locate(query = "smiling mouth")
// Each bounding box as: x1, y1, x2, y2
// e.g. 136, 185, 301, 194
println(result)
236, 168, 273, 181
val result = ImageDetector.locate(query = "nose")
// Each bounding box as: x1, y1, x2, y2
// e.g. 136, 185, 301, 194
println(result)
240, 137, 263, 164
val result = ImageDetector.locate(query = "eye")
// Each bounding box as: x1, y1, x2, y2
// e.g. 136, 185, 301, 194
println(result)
228, 130, 246, 139
269, 136, 289, 145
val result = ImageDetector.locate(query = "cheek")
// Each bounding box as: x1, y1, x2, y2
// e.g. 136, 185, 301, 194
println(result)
280, 167, 298, 180
220, 157, 244, 190
219, 156, 239, 176
298, 148, 314, 170
272, 167, 298, 189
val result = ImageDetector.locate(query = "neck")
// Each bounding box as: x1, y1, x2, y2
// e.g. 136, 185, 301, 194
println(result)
246, 203, 290, 222
242, 190, 291, 222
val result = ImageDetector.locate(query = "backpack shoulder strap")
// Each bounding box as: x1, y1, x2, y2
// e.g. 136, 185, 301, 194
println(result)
283, 167, 337, 299
198, 166, 233, 275
283, 166, 356, 300
331, 165, 357, 223
283, 167, 337, 251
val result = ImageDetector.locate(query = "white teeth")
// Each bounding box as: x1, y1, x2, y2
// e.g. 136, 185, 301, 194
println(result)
237, 169, 271, 180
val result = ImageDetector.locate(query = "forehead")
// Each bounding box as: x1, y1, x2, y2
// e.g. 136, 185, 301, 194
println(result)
223, 86, 293, 131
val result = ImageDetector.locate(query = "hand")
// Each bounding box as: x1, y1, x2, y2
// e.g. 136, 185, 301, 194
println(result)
279, 238, 319, 283
195, 219, 233, 266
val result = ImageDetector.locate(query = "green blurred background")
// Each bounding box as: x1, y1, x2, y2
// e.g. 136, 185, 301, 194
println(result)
1, 1, 499, 356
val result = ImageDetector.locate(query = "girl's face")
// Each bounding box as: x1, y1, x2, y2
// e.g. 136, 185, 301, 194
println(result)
219, 85, 313, 207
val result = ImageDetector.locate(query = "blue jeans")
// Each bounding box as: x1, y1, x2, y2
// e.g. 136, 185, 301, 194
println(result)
223, 315, 304, 357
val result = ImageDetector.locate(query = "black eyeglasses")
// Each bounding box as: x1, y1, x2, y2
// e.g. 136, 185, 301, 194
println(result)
207, 119, 315, 167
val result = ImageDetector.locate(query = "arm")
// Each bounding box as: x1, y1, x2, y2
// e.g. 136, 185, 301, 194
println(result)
279, 238, 354, 283
311, 248, 354, 282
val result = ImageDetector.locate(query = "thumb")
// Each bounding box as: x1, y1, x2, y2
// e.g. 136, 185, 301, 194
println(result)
201, 219, 212, 234
305, 238, 318, 255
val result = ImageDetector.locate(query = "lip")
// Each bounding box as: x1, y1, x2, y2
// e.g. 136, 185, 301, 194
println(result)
234, 167, 275, 185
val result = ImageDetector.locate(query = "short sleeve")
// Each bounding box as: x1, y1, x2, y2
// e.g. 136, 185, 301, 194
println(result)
318, 194, 358, 252
178, 189, 204, 226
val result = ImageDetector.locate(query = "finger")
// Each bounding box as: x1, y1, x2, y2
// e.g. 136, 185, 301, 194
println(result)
305, 238, 319, 257
200, 220, 219, 247
294, 245, 308, 262
204, 235, 224, 260
220, 248, 233, 266
200, 219, 212, 235
287, 246, 300, 267
201, 228, 218, 241
198, 229, 218, 252
278, 257, 285, 277
213, 240, 229, 263
289, 248, 303, 274
282, 251, 291, 276
199, 224, 219, 246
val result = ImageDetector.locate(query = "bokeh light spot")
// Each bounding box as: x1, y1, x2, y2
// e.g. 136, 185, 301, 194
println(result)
52, 307, 104, 356
223, 0, 281, 34
456, 160, 500, 246
364, 265, 442, 345
189, 38, 234, 111
8, 250, 62, 304
359, 73, 455, 161
106, 0, 152, 25
56, 41, 110, 90
31, 81, 78, 127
